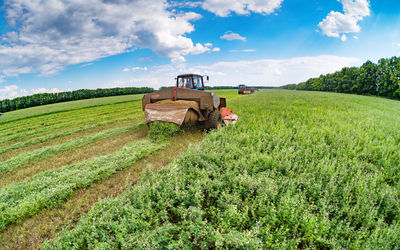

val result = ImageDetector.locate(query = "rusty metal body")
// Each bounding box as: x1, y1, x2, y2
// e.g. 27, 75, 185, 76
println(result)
142, 87, 226, 126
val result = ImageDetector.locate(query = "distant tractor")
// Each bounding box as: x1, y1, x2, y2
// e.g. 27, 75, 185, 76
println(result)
142, 74, 238, 129
238, 84, 257, 95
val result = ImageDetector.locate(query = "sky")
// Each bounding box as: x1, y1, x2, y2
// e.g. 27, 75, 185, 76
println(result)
0, 0, 400, 100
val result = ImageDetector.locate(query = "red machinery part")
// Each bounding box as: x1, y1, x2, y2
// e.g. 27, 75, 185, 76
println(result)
220, 108, 232, 118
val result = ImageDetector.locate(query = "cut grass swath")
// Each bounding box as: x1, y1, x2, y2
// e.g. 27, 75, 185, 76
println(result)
0, 94, 143, 124
0, 100, 140, 136
0, 123, 145, 174
0, 116, 140, 155
0, 138, 168, 231
0, 106, 139, 144
148, 121, 181, 142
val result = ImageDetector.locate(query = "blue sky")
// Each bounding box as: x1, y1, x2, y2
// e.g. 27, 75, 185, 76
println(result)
0, 0, 399, 99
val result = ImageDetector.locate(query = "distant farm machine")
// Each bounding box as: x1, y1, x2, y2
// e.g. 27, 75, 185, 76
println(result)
142, 74, 238, 129
238, 84, 257, 95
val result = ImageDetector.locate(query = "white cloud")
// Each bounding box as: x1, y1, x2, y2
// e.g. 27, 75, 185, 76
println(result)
196, 55, 359, 86
229, 49, 256, 52
105, 55, 359, 89
169, 1, 202, 8
0, 85, 62, 100
0, 0, 215, 78
31, 88, 61, 94
202, 0, 284, 17
0, 85, 19, 100
122, 66, 148, 72
353, 36, 359, 40
212, 47, 221, 52
220, 31, 246, 41
341, 34, 347, 42
318, 0, 370, 38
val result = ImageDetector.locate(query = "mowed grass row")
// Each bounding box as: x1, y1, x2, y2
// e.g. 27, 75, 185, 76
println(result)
46, 90, 400, 249
0, 129, 204, 250
0, 123, 145, 174
0, 138, 168, 231
0, 102, 134, 136
0, 94, 143, 124
0, 100, 137, 133
0, 108, 136, 145
0, 101, 141, 141
0, 115, 142, 155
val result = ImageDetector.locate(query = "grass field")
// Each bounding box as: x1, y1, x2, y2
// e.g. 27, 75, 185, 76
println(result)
1, 90, 399, 248
0, 94, 143, 124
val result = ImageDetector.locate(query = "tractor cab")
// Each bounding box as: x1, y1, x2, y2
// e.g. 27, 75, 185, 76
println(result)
176, 74, 207, 91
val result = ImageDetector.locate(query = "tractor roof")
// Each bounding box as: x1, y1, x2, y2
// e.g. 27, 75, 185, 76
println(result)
177, 74, 203, 78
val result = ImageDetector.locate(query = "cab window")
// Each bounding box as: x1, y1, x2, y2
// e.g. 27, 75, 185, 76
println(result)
193, 76, 203, 89
177, 77, 193, 88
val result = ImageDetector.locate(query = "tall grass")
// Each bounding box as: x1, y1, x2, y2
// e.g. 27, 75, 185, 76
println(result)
0, 123, 145, 174
0, 138, 167, 231
45, 91, 400, 249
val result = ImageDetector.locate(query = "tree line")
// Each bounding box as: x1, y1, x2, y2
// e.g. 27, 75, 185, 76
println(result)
282, 56, 400, 100
0, 87, 154, 113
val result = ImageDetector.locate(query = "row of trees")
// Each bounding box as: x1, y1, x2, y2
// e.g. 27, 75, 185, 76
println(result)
0, 87, 154, 113
282, 56, 400, 100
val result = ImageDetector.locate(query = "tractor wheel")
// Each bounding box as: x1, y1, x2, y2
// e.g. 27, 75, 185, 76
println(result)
206, 110, 223, 130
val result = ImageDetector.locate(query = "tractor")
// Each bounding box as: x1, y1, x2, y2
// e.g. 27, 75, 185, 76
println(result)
142, 74, 238, 129
238, 84, 257, 95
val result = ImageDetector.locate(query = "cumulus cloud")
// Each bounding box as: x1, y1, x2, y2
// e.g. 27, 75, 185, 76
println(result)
196, 55, 359, 86
202, 0, 284, 17
0, 0, 216, 78
31, 88, 61, 95
0, 85, 19, 100
220, 31, 246, 41
169, 1, 202, 8
318, 0, 370, 40
0, 85, 62, 100
122, 67, 148, 72
105, 55, 359, 89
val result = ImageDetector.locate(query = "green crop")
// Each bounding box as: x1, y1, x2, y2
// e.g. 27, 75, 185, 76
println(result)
0, 138, 167, 231
148, 121, 181, 142
0, 123, 145, 174
45, 91, 400, 249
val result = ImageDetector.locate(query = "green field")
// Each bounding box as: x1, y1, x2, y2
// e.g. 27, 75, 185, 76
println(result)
1, 90, 399, 248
